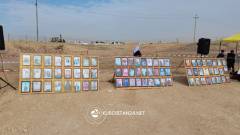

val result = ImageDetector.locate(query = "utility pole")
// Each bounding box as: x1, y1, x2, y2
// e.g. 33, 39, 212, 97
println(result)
35, 0, 39, 42
193, 14, 199, 43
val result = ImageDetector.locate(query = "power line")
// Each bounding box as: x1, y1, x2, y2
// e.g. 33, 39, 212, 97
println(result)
193, 14, 199, 42
35, 0, 39, 42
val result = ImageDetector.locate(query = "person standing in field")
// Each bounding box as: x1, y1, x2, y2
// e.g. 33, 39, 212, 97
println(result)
133, 46, 142, 57
217, 50, 225, 58
227, 50, 236, 72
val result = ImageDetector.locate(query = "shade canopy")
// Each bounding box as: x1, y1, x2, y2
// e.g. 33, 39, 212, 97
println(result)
222, 33, 240, 42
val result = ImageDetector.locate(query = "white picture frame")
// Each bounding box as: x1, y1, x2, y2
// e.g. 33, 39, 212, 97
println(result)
65, 69, 72, 79
33, 68, 41, 79
74, 69, 81, 79
32, 81, 41, 92
33, 55, 41, 66
64, 56, 72, 66
22, 68, 31, 79
22, 55, 31, 66
73, 57, 81, 66
44, 56, 52, 66
55, 56, 62, 66
43, 81, 52, 92
83, 69, 90, 78
44, 69, 52, 79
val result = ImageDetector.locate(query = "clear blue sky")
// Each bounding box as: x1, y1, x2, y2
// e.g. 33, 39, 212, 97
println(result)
0, 0, 240, 42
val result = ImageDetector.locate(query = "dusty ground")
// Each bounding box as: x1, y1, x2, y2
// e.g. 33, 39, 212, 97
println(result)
0, 41, 240, 135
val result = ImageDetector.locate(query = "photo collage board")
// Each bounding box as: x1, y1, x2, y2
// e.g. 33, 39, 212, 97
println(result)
185, 58, 230, 86
19, 53, 99, 94
114, 57, 173, 88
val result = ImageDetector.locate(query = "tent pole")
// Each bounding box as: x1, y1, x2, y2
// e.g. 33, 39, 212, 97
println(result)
219, 41, 222, 53
237, 42, 239, 69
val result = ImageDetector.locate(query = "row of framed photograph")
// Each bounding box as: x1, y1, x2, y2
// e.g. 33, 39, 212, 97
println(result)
186, 67, 228, 77
116, 78, 173, 88
115, 68, 171, 77
185, 58, 226, 67
188, 76, 230, 86
20, 80, 98, 93
21, 68, 98, 79
115, 57, 171, 67
21, 54, 98, 67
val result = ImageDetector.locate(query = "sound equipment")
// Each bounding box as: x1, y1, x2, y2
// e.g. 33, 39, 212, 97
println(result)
0, 25, 5, 50
197, 38, 211, 55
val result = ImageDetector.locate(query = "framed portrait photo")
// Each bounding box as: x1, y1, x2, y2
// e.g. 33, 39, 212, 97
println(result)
166, 78, 173, 86
55, 68, 62, 79
217, 59, 222, 66
154, 68, 159, 76
116, 79, 123, 87
55, 56, 62, 66
154, 78, 161, 87
22, 55, 31, 66
82, 69, 90, 78
141, 68, 147, 77
134, 58, 141, 66
91, 69, 98, 79
200, 77, 207, 85
123, 79, 129, 87
74, 68, 81, 79
64, 80, 72, 92
83, 81, 89, 90
160, 78, 166, 87
187, 68, 193, 76
21, 81, 30, 93
165, 68, 171, 76
188, 78, 195, 86
22, 68, 31, 79
159, 68, 165, 76
191, 60, 197, 67
91, 57, 98, 66
122, 68, 129, 77
159, 59, 164, 67
44, 56, 52, 66
115, 68, 122, 77
153, 59, 159, 66
128, 58, 134, 66
141, 58, 147, 66
136, 78, 142, 87
136, 68, 141, 77
147, 68, 153, 76
193, 68, 198, 76
207, 59, 212, 66
164, 59, 170, 67
83, 57, 90, 67
64, 56, 72, 66
44, 69, 52, 79
197, 59, 203, 66
33, 55, 41, 66
73, 57, 81, 66
212, 60, 217, 66
142, 78, 148, 87
147, 59, 153, 66
64, 69, 72, 79
148, 78, 154, 87
122, 58, 128, 66
115, 58, 121, 66
199, 68, 204, 76
43, 81, 52, 92
54, 81, 62, 92
91, 80, 98, 90
206, 77, 212, 85
202, 60, 207, 66
195, 78, 201, 86
129, 68, 135, 77
33, 68, 41, 79
203, 68, 210, 76
32, 81, 41, 92
129, 78, 136, 87
74, 81, 81, 92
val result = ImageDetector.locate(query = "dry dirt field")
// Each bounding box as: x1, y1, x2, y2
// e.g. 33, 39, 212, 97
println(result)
0, 41, 240, 135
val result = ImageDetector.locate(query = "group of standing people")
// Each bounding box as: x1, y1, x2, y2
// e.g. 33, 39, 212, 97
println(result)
217, 50, 236, 73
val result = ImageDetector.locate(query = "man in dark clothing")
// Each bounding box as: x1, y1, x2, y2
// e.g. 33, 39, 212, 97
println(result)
133, 46, 142, 57
217, 50, 225, 58
227, 50, 236, 72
